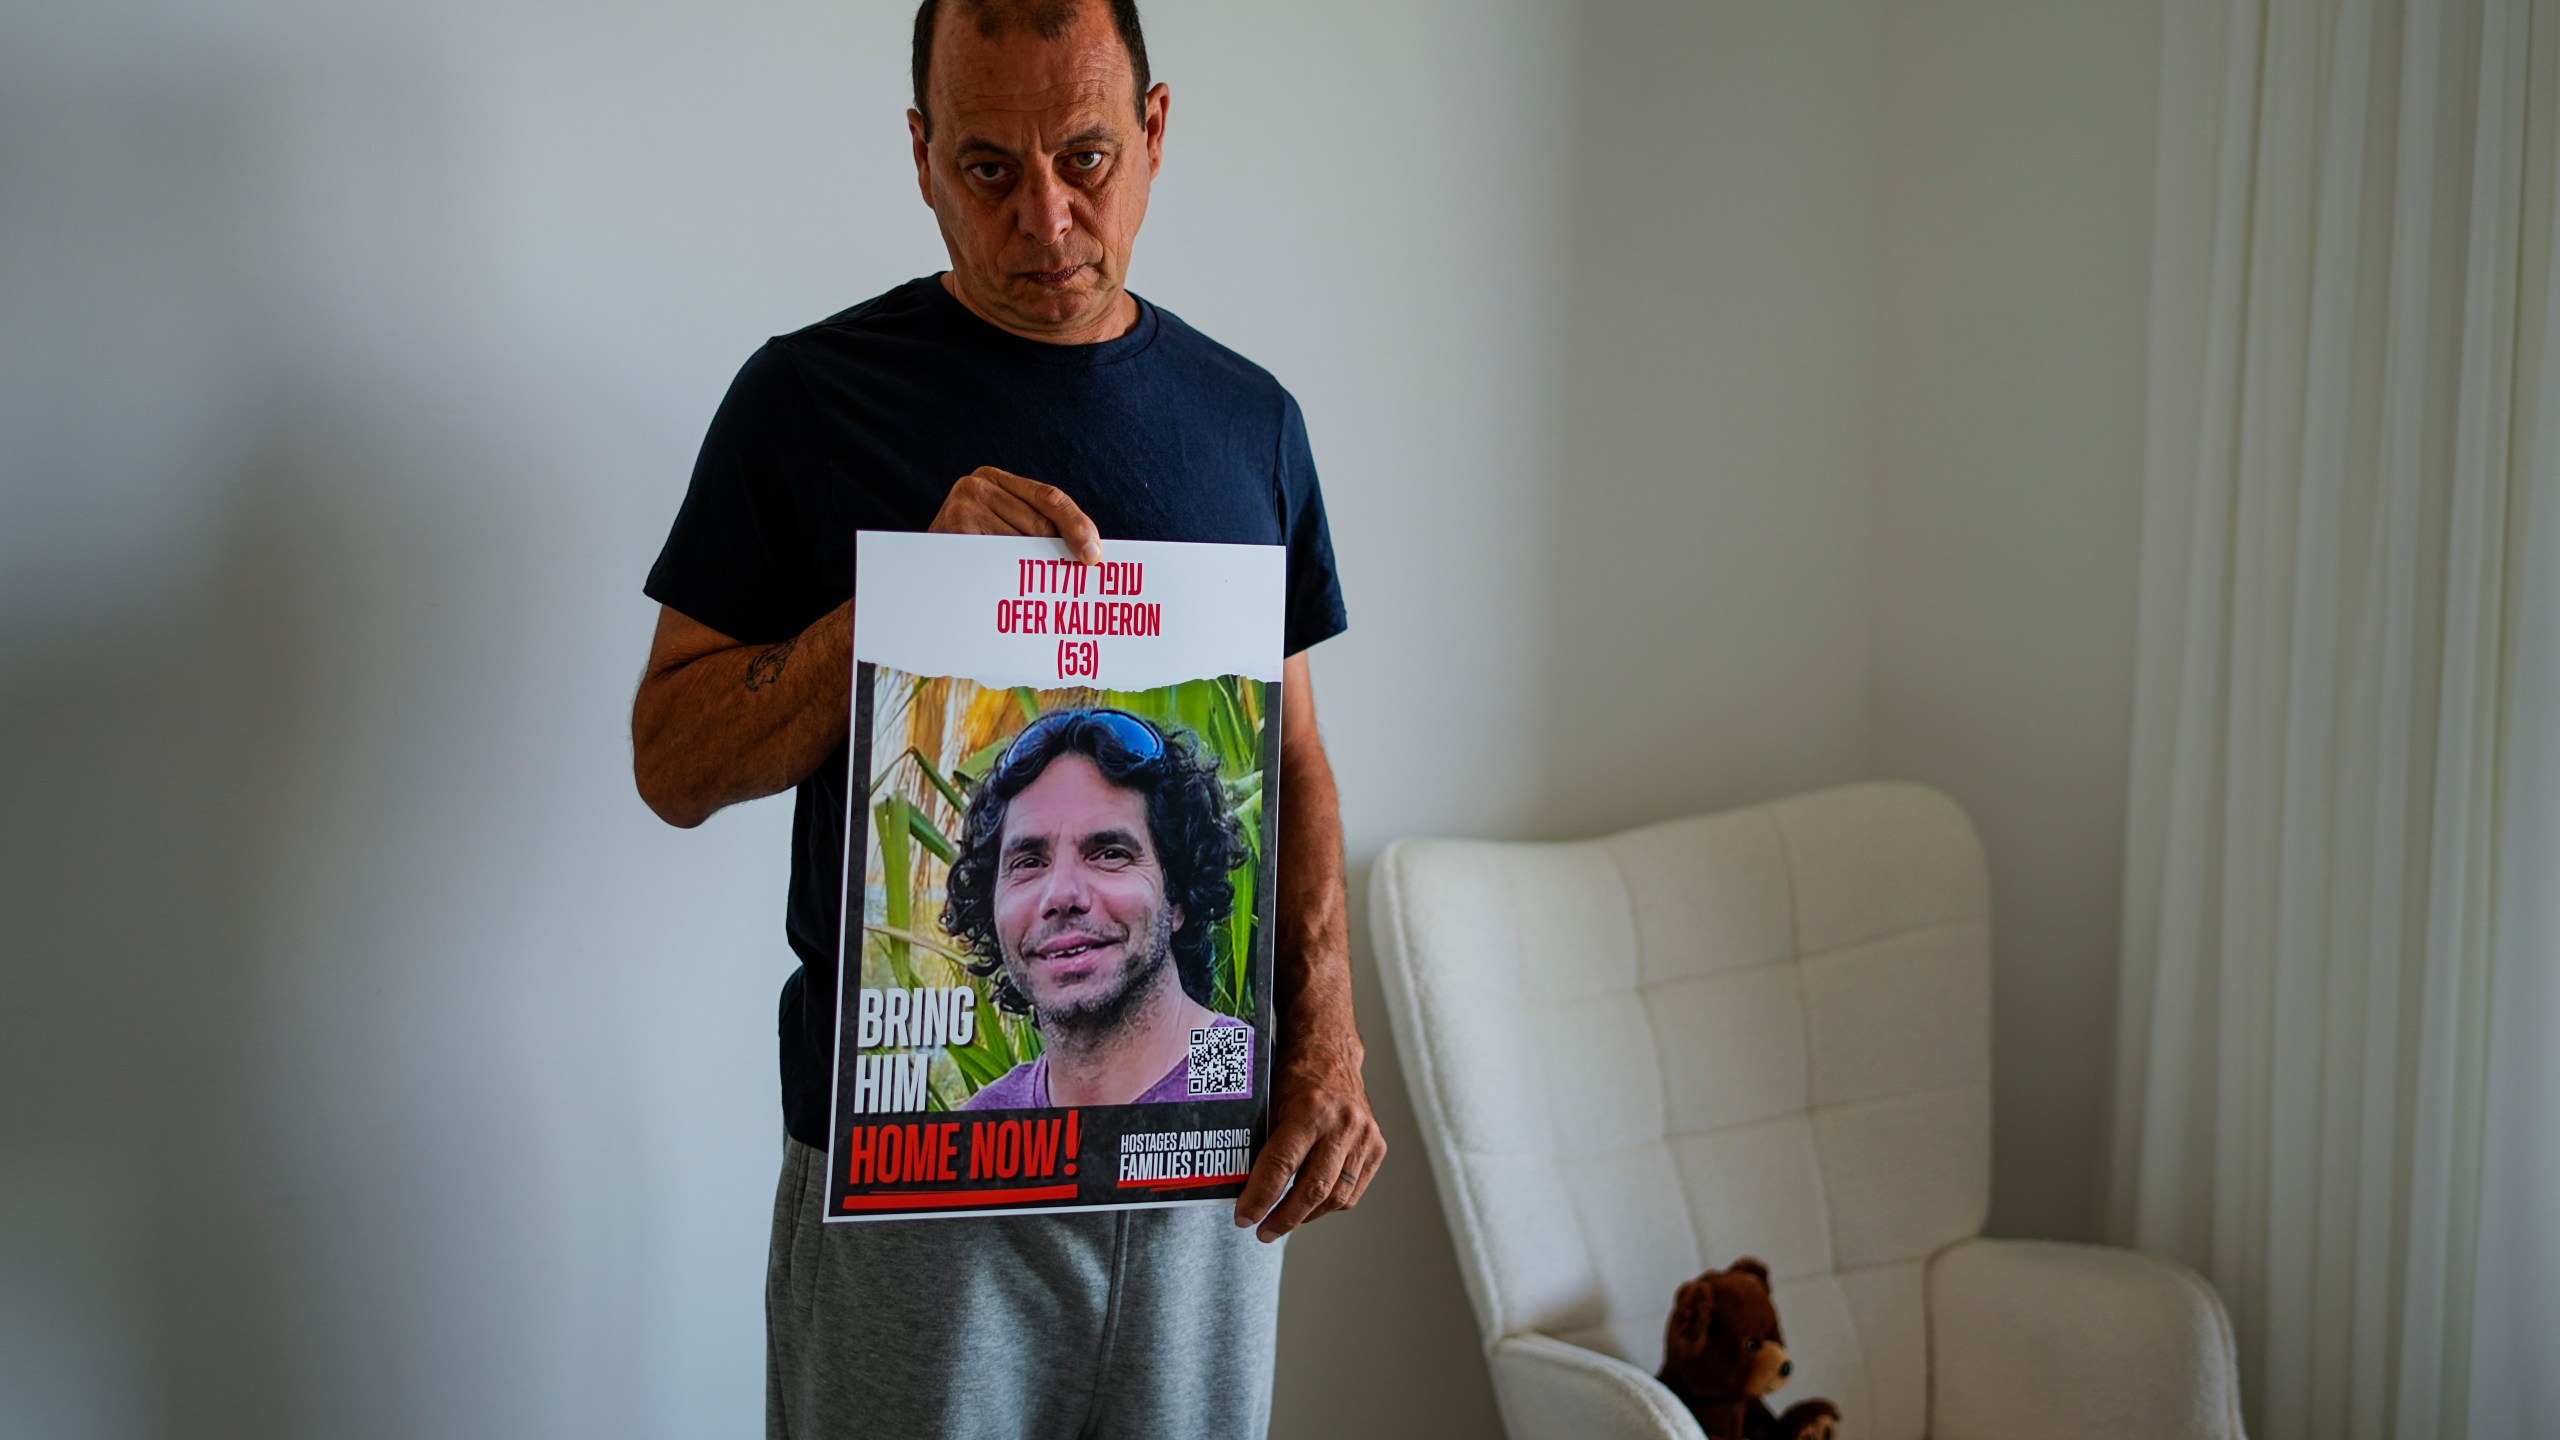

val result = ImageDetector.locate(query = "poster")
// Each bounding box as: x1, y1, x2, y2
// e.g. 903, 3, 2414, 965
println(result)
825, 532, 1284, 1221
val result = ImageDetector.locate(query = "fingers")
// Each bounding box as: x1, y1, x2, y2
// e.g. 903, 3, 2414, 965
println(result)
929, 467, 1104, 563
970, 474, 1055, 536
1232, 1118, 1312, 1232
928, 470, 1045, 537
1297, 1125, 1386, 1232
1233, 1107, 1386, 1242
1248, 1126, 1354, 1242
988, 469, 1105, 563
1338, 1128, 1387, 1210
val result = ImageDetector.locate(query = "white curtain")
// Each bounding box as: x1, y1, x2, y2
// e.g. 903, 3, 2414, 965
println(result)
2111, 1, 2560, 1437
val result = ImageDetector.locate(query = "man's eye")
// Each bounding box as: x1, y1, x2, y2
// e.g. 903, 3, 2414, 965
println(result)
1068, 151, 1105, 171
1006, 853, 1044, 874
968, 162, 1007, 182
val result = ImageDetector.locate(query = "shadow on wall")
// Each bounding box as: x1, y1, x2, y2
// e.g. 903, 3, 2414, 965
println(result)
0, 23, 630, 1433
1532, 0, 1880, 839
1270, 862, 1501, 1440
0, 27, 412, 1433
2, 420, 350, 1437
0, 361, 605, 1440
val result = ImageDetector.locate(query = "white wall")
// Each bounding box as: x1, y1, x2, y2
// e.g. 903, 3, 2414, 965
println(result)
1538, 0, 1883, 839
1872, 0, 2163, 1242
0, 1, 2166, 1437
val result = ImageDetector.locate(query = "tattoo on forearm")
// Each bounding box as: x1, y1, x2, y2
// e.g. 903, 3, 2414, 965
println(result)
745, 637, 798, 692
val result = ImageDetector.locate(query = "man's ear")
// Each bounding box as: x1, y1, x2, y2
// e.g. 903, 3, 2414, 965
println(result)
1142, 82, 1169, 177
1167, 901, 1185, 933
908, 108, 934, 207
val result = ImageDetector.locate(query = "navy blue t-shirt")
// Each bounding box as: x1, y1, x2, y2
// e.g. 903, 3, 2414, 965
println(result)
644, 275, 1348, 1149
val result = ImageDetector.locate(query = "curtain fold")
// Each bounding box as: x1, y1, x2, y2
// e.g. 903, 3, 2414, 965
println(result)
2112, 1, 2560, 1435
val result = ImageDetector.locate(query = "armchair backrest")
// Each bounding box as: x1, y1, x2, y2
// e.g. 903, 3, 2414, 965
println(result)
1370, 781, 1991, 1440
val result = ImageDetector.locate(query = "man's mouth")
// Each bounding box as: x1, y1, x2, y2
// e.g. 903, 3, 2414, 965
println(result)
1019, 263, 1089, 289
1028, 931, 1122, 963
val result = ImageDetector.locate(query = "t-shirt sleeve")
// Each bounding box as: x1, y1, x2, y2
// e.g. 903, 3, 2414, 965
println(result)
643, 340, 832, 644
1274, 393, 1349, 656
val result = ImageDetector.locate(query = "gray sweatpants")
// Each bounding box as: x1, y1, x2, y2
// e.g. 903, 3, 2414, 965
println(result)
766, 1137, 1287, 1439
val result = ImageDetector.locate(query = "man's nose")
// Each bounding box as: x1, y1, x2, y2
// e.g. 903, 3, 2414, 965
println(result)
1016, 164, 1074, 247
1038, 856, 1093, 915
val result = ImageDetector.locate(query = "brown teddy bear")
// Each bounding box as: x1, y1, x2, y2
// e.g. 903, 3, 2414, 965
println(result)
1656, 1257, 1841, 1440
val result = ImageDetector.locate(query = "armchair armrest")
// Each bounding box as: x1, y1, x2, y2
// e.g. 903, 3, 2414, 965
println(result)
1928, 1237, 2244, 1440
1488, 1333, 1706, 1440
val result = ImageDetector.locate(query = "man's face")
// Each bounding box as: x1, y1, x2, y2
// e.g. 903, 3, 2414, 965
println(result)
991, 753, 1184, 1028
909, 3, 1169, 343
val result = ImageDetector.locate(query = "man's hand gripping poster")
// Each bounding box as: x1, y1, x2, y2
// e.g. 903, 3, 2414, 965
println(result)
826, 533, 1282, 1221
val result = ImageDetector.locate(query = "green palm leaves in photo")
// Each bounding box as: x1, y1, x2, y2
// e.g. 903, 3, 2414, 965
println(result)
860, 670, 1268, 1109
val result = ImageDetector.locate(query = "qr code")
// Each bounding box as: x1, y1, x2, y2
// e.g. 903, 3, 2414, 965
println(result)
1187, 1025, 1251, 1097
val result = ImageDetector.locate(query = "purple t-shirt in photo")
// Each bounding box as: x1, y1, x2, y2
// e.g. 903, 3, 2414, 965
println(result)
965, 1015, 1253, 1110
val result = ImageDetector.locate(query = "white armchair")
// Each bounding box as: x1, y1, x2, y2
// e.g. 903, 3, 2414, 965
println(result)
1369, 781, 2244, 1440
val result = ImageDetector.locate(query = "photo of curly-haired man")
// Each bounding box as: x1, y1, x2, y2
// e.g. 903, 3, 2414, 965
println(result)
943, 707, 1253, 1108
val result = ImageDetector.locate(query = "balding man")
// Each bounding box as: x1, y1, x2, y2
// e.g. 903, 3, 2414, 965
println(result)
629, 2, 1383, 1434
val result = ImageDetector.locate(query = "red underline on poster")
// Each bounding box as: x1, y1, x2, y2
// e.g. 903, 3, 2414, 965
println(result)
840, 1183, 1080, 1211
1117, 1172, 1251, 1191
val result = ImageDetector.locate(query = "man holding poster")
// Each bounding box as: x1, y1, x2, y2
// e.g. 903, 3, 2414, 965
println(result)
627, 0, 1382, 1435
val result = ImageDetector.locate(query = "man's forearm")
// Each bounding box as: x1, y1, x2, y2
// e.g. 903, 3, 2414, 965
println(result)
1272, 709, 1359, 1076
632, 602, 851, 828
1233, 667, 1386, 1239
